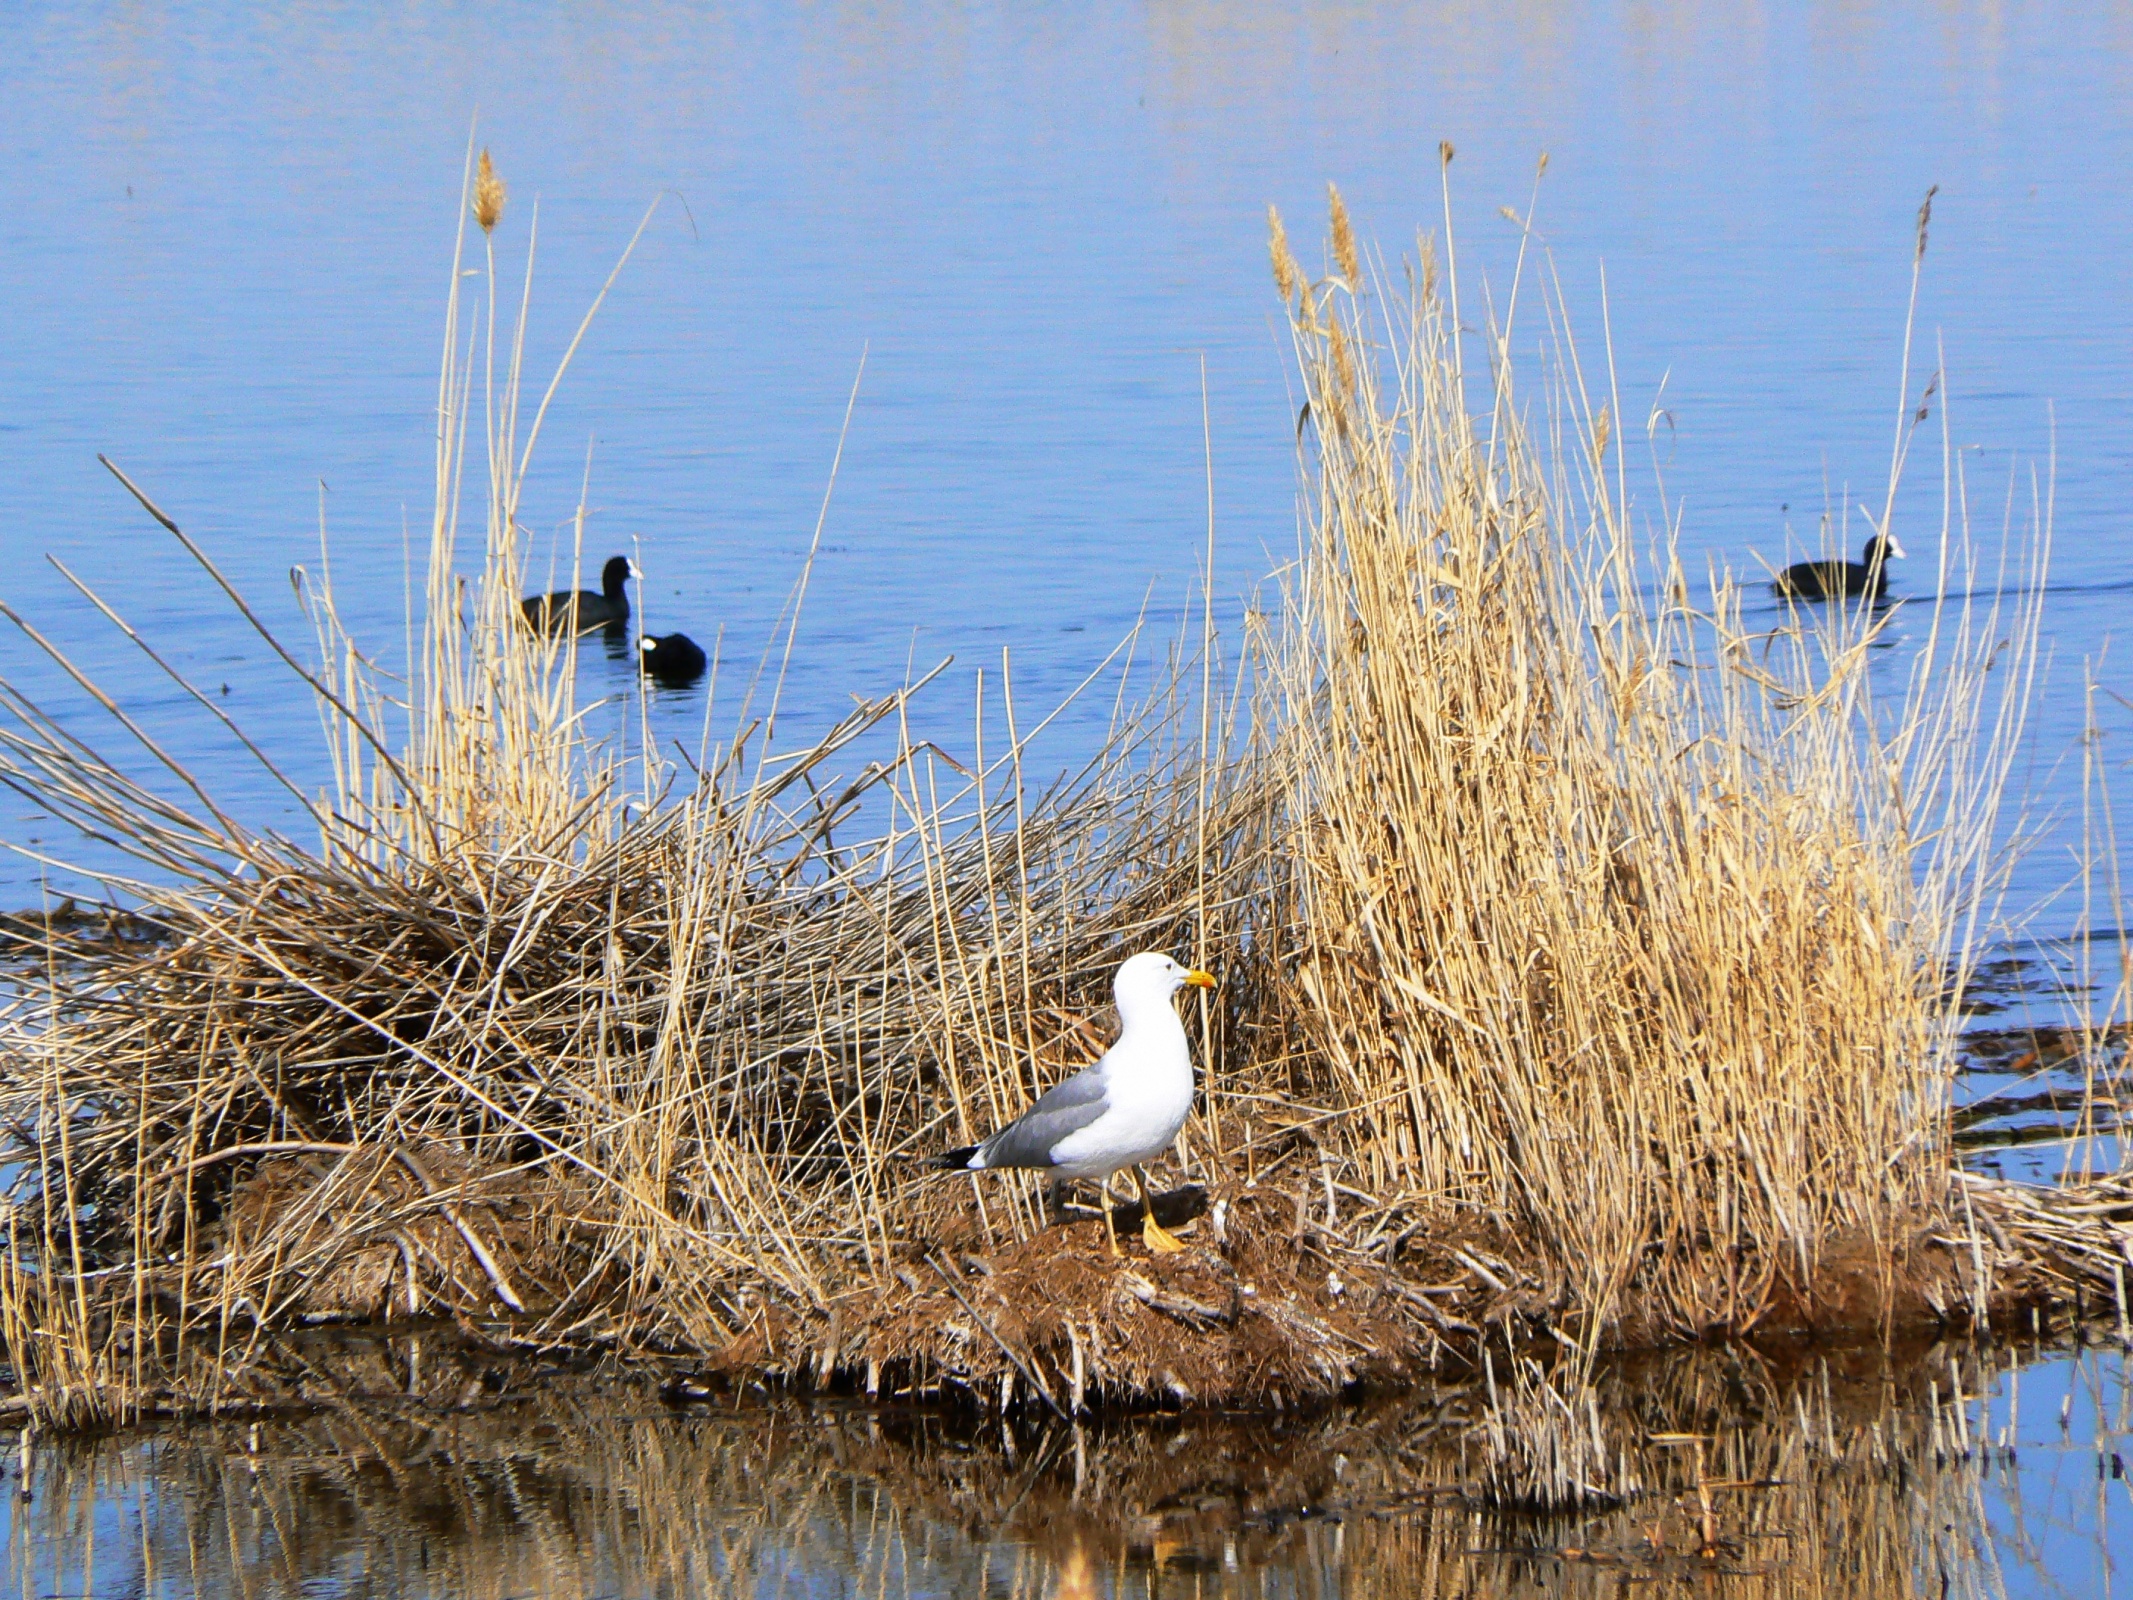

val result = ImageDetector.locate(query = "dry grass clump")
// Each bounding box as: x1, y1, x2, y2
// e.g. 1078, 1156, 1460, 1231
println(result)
1258, 195, 2041, 1342
0, 156, 1279, 1427
0, 170, 2086, 1436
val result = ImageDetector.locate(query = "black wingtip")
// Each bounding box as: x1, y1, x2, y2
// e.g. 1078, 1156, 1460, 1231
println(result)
931, 1145, 979, 1171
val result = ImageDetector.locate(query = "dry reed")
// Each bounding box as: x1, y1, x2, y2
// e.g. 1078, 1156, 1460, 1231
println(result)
0, 173, 2103, 1438
0, 155, 1275, 1426
1256, 190, 2045, 1343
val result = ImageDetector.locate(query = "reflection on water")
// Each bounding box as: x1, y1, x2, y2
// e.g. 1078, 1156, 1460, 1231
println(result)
9, 1339, 2131, 1597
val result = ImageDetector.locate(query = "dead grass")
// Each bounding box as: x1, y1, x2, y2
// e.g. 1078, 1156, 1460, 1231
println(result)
1257, 190, 2044, 1344
0, 153, 1281, 1428
0, 171, 2102, 1445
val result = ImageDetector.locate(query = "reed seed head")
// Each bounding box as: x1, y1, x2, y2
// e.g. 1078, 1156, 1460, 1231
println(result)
1326, 318, 1356, 434
1328, 183, 1360, 288
1268, 204, 1303, 306
474, 150, 506, 235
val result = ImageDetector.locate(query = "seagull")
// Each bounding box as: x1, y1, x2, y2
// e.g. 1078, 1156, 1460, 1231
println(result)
932, 951, 1217, 1256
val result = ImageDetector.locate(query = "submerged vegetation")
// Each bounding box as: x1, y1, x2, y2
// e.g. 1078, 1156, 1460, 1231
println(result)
0, 167, 2120, 1487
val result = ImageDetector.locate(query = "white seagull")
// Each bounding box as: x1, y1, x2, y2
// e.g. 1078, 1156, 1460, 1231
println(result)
933, 951, 1217, 1256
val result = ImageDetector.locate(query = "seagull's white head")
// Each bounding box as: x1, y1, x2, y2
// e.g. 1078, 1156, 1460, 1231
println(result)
1113, 951, 1217, 1018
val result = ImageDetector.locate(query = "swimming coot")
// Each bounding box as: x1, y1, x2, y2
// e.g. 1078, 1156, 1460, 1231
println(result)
521, 555, 639, 633
639, 631, 707, 684
1773, 535, 1905, 601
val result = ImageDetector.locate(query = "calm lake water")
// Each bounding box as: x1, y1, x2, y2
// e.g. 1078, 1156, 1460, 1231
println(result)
7, 1337, 2133, 1598
5, 2, 2133, 1588
5, 4, 2131, 917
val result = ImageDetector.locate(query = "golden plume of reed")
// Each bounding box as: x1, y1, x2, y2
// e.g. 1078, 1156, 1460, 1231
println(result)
474, 148, 506, 234
1267, 203, 1302, 306
1328, 182, 1360, 287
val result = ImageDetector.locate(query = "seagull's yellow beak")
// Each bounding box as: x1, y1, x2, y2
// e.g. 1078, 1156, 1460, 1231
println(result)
1184, 968, 1217, 990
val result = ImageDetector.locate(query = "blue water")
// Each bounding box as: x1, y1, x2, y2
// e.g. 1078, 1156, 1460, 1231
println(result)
4, 4, 2131, 926
5, 1341, 2131, 1597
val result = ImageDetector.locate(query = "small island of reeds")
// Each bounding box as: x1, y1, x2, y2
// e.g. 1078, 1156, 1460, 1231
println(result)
0, 174, 2123, 1508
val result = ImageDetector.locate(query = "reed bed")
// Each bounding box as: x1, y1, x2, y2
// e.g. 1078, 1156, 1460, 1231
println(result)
0, 173, 2101, 1437
0, 159, 1282, 1427
1256, 186, 2043, 1343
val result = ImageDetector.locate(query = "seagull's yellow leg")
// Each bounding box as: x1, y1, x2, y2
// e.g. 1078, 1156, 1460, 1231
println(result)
1134, 1165, 1187, 1254
1097, 1176, 1123, 1258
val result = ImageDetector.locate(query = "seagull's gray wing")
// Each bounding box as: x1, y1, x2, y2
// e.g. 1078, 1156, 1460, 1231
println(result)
976, 1065, 1111, 1170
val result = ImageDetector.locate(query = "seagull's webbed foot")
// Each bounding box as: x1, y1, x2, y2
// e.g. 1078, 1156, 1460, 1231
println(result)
1141, 1215, 1188, 1254
1133, 1164, 1189, 1254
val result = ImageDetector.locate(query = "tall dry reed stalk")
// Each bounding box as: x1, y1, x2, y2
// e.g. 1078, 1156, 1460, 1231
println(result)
1259, 189, 2044, 1341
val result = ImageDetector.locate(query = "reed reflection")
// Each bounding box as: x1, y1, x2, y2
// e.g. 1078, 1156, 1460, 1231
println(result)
7, 1336, 2123, 1598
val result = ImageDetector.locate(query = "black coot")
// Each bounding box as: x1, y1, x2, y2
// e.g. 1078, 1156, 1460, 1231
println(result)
522, 555, 639, 633
1773, 535, 1905, 601
639, 632, 707, 684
